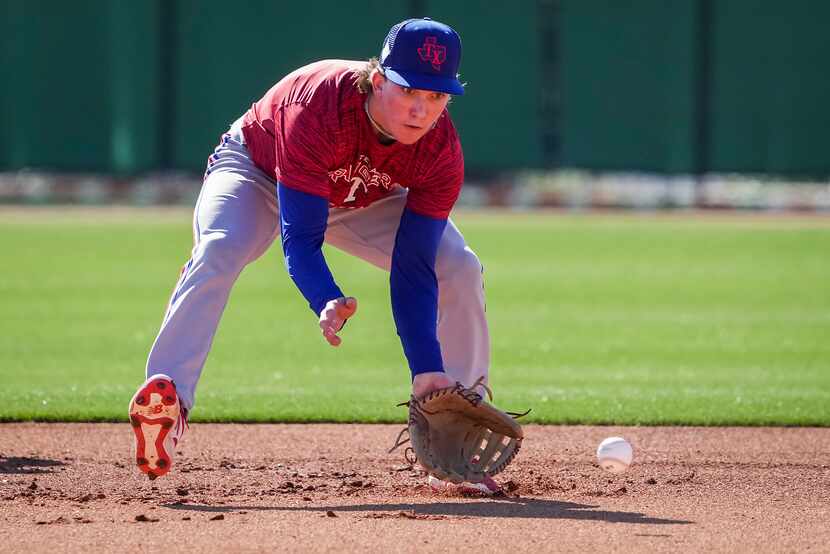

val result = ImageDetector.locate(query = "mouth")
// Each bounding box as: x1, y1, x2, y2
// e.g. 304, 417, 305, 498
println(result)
403, 123, 423, 131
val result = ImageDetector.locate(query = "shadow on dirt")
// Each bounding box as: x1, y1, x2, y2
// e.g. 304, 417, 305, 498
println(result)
0, 456, 67, 474
164, 498, 693, 525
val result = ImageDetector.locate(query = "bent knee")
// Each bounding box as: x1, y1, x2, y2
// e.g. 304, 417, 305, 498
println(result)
437, 246, 484, 286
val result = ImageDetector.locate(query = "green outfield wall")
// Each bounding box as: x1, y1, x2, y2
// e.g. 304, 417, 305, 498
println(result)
2, 0, 828, 177
559, 0, 700, 174
707, 0, 830, 177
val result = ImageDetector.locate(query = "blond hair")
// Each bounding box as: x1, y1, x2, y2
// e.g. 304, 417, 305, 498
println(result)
355, 58, 383, 94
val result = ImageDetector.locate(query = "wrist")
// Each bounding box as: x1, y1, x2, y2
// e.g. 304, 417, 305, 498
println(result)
411, 371, 454, 399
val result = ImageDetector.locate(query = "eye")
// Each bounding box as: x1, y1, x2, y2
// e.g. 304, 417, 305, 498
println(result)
402, 87, 415, 95
430, 92, 447, 101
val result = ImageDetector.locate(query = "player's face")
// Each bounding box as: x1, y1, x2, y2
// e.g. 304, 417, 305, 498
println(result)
371, 76, 450, 145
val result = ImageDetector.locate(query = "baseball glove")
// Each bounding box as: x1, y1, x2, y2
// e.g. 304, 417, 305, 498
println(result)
390, 377, 528, 485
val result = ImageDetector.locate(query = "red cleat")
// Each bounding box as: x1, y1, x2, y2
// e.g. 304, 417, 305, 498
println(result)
128, 374, 187, 480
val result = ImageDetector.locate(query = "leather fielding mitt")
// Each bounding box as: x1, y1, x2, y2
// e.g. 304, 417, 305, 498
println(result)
391, 377, 528, 485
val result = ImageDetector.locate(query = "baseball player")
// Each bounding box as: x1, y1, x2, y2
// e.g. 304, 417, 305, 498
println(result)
129, 17, 497, 493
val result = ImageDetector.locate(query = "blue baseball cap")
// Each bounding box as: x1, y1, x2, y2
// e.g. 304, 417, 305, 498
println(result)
379, 17, 464, 96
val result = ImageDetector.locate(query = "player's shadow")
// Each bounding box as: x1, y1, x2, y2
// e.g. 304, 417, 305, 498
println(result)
165, 498, 692, 525
0, 456, 66, 474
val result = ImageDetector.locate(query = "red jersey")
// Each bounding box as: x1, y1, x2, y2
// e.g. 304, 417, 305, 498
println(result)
240, 60, 464, 219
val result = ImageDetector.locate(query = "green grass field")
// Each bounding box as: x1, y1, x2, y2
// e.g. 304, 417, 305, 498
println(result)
1, 208, 828, 425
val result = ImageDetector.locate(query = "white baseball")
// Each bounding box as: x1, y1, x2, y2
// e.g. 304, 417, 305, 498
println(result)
596, 436, 633, 473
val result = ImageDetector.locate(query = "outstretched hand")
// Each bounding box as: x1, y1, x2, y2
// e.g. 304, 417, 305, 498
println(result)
318, 296, 358, 347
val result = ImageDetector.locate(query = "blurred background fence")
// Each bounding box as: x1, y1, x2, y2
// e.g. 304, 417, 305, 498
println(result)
2, 0, 829, 209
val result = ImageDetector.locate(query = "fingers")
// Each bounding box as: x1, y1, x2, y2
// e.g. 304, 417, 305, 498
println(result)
322, 326, 342, 347
320, 320, 340, 346
319, 296, 357, 347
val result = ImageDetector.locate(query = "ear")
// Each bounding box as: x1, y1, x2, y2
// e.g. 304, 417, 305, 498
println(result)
370, 70, 386, 94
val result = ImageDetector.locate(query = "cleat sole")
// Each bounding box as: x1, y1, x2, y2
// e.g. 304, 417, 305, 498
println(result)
129, 376, 181, 480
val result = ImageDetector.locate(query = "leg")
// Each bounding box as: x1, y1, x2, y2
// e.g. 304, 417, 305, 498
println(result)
325, 190, 490, 387
433, 219, 490, 388
145, 136, 278, 410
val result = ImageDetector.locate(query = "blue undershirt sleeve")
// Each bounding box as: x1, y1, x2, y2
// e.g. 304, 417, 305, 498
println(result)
390, 207, 448, 379
277, 182, 343, 316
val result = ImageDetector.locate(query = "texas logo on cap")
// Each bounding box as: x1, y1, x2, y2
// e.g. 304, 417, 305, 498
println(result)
418, 37, 446, 71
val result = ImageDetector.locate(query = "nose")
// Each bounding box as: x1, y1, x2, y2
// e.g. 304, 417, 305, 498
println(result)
410, 97, 426, 119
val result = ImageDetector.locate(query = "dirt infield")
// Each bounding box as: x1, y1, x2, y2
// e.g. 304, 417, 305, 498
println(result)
1, 424, 828, 553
